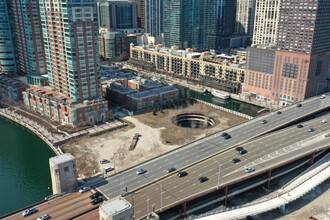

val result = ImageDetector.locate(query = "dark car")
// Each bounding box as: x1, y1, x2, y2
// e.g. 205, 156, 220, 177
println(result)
198, 177, 208, 183
224, 134, 231, 140
91, 197, 103, 205
177, 171, 188, 177
277, 111, 282, 115
235, 146, 243, 151
221, 132, 228, 137
308, 128, 315, 132
90, 192, 102, 199
296, 103, 302, 107
167, 167, 176, 173
22, 207, 37, 217
261, 120, 267, 124
297, 124, 303, 128
232, 158, 241, 163
239, 149, 247, 155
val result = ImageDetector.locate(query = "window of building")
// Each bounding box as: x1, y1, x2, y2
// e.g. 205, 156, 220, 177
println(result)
64, 166, 69, 172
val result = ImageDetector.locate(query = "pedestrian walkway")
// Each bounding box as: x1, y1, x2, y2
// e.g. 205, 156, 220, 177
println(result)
0, 108, 125, 146
194, 153, 330, 220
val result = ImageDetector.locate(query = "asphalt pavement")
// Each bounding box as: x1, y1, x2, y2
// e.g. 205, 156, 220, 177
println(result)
95, 94, 330, 202
124, 114, 330, 219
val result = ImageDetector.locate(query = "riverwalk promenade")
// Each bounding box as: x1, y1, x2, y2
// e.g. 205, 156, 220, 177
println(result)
0, 108, 125, 151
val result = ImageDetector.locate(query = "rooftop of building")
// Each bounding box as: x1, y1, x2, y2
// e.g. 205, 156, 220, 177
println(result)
0, 75, 26, 88
127, 85, 178, 100
26, 74, 47, 80
129, 77, 162, 88
109, 83, 136, 94
132, 44, 246, 66
250, 43, 277, 50
100, 197, 132, 217
50, 153, 75, 165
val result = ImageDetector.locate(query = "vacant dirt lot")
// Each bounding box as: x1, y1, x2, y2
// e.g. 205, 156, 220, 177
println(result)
61, 102, 247, 178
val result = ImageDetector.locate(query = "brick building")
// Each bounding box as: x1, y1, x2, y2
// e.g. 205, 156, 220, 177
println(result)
0, 75, 26, 102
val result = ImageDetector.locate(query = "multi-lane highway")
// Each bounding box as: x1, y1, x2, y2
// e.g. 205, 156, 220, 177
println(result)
95, 94, 330, 199
123, 114, 330, 219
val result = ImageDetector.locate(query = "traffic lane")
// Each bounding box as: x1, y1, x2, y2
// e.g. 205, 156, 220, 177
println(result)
125, 118, 330, 218
74, 209, 99, 220
98, 98, 328, 197
4, 192, 93, 220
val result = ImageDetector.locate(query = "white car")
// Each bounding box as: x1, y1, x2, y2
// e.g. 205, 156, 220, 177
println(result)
136, 168, 147, 175
320, 95, 326, 99
79, 186, 90, 193
22, 207, 37, 216
37, 214, 50, 220
104, 166, 114, 173
321, 119, 327, 124
245, 168, 255, 173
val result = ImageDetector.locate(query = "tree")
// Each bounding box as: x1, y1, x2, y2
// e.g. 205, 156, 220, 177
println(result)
152, 107, 157, 116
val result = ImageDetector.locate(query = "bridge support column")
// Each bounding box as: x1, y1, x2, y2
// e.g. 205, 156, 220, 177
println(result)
310, 152, 315, 164
224, 186, 228, 206
267, 170, 272, 189
281, 204, 286, 211
183, 202, 187, 216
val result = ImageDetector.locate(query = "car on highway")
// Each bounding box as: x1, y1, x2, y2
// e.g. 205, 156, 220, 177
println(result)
22, 207, 37, 216
277, 111, 282, 115
325, 133, 330, 137
297, 124, 303, 128
321, 119, 327, 124
177, 171, 188, 177
231, 158, 241, 163
239, 149, 247, 155
221, 132, 228, 137
167, 167, 176, 173
37, 214, 50, 220
245, 168, 255, 173
296, 103, 302, 107
104, 166, 114, 173
91, 197, 104, 205
136, 168, 147, 175
198, 177, 208, 183
235, 146, 243, 151
308, 128, 315, 132
90, 192, 102, 199
100, 159, 110, 164
261, 120, 267, 124
79, 186, 90, 193
320, 95, 326, 99
224, 134, 231, 140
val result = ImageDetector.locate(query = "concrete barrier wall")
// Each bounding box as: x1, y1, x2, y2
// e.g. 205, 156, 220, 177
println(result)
194, 99, 254, 120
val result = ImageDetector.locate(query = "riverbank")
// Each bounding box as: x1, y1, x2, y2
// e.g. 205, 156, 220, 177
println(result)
0, 108, 60, 156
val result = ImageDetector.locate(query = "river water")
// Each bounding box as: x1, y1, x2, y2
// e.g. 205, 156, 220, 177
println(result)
0, 116, 55, 216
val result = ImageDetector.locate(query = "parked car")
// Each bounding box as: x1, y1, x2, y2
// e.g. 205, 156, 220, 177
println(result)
261, 120, 267, 124
177, 171, 188, 177
167, 167, 176, 173
37, 214, 50, 220
136, 168, 147, 175
325, 133, 330, 137
198, 177, 208, 183
100, 159, 110, 164
245, 168, 255, 173
224, 134, 231, 140
235, 146, 243, 151
308, 128, 315, 132
22, 207, 37, 217
320, 95, 326, 99
91, 197, 104, 205
104, 166, 114, 173
239, 149, 247, 155
277, 111, 282, 115
79, 186, 90, 193
90, 192, 102, 199
231, 158, 241, 163
321, 119, 327, 124
296, 103, 302, 107
221, 132, 228, 137
297, 124, 303, 128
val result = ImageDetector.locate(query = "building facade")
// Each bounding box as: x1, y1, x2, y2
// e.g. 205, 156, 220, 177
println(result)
235, 0, 256, 36
252, 0, 280, 45
39, 0, 101, 102
98, 0, 138, 31
9, 0, 47, 75
0, 75, 26, 102
130, 45, 245, 93
144, 0, 163, 37
131, 0, 144, 28
0, 0, 19, 73
244, 0, 330, 105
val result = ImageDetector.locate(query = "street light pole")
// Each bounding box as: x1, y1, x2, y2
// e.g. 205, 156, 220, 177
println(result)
218, 164, 221, 187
